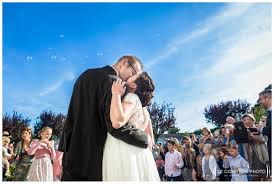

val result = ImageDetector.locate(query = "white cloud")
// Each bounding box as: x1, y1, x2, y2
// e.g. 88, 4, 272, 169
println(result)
39, 71, 75, 96
39, 81, 63, 96
146, 3, 252, 70
203, 26, 271, 78
158, 3, 272, 132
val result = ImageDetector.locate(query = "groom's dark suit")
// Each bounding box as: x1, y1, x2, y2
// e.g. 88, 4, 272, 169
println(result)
58, 65, 148, 181
262, 109, 272, 169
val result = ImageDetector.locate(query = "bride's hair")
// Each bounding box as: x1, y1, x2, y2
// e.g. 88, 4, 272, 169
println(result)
135, 72, 155, 107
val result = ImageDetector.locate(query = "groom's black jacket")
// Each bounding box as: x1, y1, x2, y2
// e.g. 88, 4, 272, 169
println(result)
58, 65, 148, 181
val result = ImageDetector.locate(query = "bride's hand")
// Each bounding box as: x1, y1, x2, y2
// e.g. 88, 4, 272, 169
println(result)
112, 78, 126, 96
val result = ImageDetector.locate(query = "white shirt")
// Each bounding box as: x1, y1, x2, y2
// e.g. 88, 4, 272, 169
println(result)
164, 150, 184, 177
228, 155, 249, 181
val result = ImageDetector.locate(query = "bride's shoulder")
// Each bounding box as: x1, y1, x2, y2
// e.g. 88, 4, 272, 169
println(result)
123, 93, 139, 103
124, 93, 139, 99
125, 93, 138, 98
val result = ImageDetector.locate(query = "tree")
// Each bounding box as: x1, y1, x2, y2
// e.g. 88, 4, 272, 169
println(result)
147, 102, 176, 143
181, 131, 191, 137
204, 99, 251, 127
167, 127, 180, 134
33, 110, 66, 140
250, 84, 271, 123
248, 84, 272, 123
2, 111, 31, 144
193, 129, 202, 135
252, 104, 267, 123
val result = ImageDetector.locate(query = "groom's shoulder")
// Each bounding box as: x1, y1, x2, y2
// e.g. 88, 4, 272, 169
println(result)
80, 66, 104, 76
78, 66, 112, 81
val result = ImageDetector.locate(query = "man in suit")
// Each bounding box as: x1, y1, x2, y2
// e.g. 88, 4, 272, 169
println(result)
257, 89, 272, 171
58, 55, 148, 181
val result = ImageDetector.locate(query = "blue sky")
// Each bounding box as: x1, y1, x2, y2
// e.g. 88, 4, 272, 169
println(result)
3, 3, 272, 132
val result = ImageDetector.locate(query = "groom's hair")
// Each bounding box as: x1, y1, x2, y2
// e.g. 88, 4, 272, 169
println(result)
116, 55, 143, 69
259, 89, 272, 99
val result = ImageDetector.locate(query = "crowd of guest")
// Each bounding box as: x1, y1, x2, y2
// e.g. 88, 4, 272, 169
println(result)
154, 88, 272, 181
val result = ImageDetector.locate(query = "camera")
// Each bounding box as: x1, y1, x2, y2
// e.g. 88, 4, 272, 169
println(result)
233, 112, 249, 144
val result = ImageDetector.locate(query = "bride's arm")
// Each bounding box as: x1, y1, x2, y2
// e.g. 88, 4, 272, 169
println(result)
110, 79, 135, 129
143, 107, 155, 148
140, 107, 149, 131
146, 120, 155, 144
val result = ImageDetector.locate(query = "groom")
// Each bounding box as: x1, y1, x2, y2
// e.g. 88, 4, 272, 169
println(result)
58, 55, 148, 181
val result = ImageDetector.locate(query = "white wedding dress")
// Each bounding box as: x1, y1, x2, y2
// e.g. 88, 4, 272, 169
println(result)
103, 93, 160, 181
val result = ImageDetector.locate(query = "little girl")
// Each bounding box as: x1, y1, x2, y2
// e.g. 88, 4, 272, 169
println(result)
202, 144, 221, 181
27, 126, 56, 181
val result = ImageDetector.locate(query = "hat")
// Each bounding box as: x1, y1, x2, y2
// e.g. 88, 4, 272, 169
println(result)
242, 113, 256, 122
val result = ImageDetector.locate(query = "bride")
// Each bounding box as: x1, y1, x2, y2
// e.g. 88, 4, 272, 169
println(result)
103, 72, 160, 181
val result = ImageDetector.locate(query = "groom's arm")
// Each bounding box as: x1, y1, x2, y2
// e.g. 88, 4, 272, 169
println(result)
101, 78, 148, 149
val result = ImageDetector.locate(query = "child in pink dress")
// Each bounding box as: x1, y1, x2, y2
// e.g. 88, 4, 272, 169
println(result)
27, 126, 56, 181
